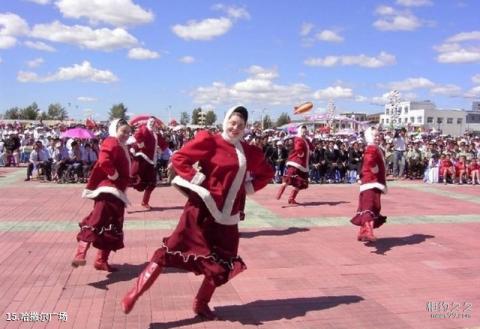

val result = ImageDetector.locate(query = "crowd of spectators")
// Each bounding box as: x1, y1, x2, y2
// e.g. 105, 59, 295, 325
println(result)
1, 121, 479, 186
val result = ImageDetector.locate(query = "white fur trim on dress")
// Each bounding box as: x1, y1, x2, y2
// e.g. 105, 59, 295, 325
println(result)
360, 182, 388, 194
245, 181, 254, 195
107, 170, 119, 181
191, 171, 206, 185
132, 151, 155, 165
82, 186, 131, 205
171, 139, 247, 226
286, 161, 309, 173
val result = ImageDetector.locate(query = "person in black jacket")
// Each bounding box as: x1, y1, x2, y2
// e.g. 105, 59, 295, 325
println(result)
324, 140, 339, 183
347, 141, 363, 182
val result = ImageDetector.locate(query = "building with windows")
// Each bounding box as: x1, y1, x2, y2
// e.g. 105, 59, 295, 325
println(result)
379, 100, 467, 136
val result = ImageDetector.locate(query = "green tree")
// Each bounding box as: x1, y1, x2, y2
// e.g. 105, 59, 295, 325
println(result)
109, 103, 129, 120
180, 111, 190, 125
3, 107, 21, 119
275, 112, 291, 127
47, 103, 68, 120
262, 114, 273, 129
191, 107, 202, 125
205, 110, 217, 126
20, 102, 40, 120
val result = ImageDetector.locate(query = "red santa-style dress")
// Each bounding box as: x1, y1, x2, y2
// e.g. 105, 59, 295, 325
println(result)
71, 119, 132, 272
350, 127, 387, 242
130, 119, 167, 209
121, 106, 274, 319
276, 126, 314, 204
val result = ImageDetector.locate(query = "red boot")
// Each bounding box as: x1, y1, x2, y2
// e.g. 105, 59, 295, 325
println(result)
357, 226, 366, 241
94, 249, 117, 272
193, 278, 218, 320
71, 241, 90, 267
121, 262, 162, 314
288, 189, 300, 205
362, 221, 377, 242
276, 184, 287, 200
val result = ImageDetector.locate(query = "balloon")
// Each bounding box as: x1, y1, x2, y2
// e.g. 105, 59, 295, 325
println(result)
294, 102, 313, 115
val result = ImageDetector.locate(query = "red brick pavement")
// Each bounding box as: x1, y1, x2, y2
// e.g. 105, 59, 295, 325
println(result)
0, 170, 479, 329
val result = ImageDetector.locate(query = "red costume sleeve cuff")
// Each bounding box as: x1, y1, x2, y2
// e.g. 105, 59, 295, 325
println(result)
108, 170, 119, 181
190, 171, 206, 185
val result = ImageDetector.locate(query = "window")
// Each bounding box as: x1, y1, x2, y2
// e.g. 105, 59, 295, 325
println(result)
404, 106, 409, 114
417, 116, 423, 123
410, 116, 414, 123
386, 118, 389, 124
447, 118, 453, 124
427, 117, 433, 123
404, 118, 408, 123
386, 108, 389, 115
457, 118, 463, 124
437, 117, 443, 124
381, 119, 384, 124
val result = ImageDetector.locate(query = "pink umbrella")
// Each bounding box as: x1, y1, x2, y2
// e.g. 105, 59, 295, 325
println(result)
61, 127, 95, 139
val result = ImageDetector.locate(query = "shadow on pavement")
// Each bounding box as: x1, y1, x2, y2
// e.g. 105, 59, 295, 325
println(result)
365, 234, 435, 255
240, 227, 309, 239
149, 295, 364, 328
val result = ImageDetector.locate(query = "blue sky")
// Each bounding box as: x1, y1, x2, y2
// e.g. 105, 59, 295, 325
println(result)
0, 0, 479, 123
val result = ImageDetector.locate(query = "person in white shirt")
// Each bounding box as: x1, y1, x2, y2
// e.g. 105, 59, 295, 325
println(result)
25, 140, 51, 181
392, 128, 407, 179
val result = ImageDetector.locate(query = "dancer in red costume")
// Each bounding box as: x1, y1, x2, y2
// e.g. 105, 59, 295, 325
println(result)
350, 127, 387, 242
121, 106, 274, 319
276, 125, 314, 205
130, 117, 167, 210
71, 119, 133, 272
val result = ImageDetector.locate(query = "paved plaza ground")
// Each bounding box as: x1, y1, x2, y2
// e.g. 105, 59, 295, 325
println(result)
0, 167, 479, 329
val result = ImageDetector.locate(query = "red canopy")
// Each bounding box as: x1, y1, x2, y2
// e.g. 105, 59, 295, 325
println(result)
129, 115, 164, 127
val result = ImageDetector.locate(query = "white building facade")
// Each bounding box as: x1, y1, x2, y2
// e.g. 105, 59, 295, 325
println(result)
379, 101, 467, 136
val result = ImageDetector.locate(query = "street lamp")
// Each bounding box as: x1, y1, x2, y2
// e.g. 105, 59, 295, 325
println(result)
261, 108, 267, 130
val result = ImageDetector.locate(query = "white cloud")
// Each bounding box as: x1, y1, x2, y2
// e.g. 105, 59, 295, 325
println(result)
212, 4, 250, 20
316, 30, 344, 43
435, 31, 480, 64
396, 0, 432, 7
127, 47, 159, 60
172, 17, 232, 41
27, 57, 44, 68
465, 86, 480, 98
56, 0, 154, 27
0, 36, 16, 48
430, 84, 462, 96
437, 49, 480, 63
0, 12, 29, 48
472, 74, 480, 84
24, 40, 56, 52
77, 96, 97, 102
17, 60, 118, 83
31, 21, 137, 51
387, 77, 435, 91
373, 6, 422, 31
446, 31, 480, 43
179, 56, 195, 64
305, 51, 396, 68
300, 22, 314, 36
313, 86, 353, 100
26, 0, 51, 4
192, 65, 311, 107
